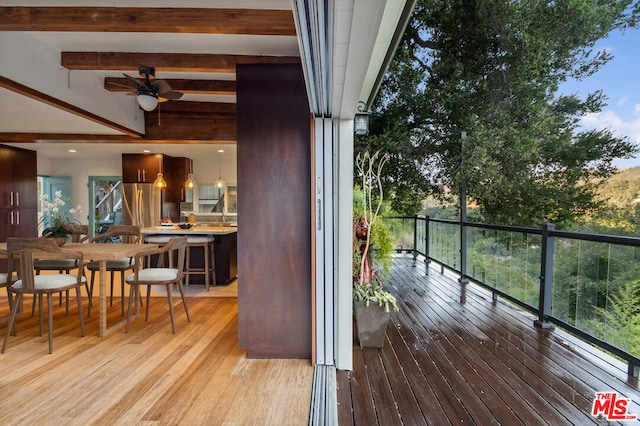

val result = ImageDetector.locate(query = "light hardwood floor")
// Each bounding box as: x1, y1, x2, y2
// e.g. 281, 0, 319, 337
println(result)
0, 290, 313, 425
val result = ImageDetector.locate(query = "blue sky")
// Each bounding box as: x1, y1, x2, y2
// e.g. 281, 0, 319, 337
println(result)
558, 27, 640, 169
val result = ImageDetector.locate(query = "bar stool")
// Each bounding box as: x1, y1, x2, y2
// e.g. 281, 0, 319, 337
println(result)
185, 235, 216, 291
143, 235, 174, 268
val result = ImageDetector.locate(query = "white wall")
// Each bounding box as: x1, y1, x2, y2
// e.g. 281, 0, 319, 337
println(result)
38, 156, 122, 224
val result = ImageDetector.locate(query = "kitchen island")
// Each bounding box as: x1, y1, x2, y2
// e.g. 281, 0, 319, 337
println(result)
141, 225, 237, 285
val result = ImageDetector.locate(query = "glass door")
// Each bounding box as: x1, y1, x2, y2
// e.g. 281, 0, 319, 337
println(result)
89, 176, 123, 237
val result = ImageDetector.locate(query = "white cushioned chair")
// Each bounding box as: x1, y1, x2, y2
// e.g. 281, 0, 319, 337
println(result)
125, 236, 190, 334
3, 237, 86, 354
34, 224, 90, 315
86, 225, 141, 317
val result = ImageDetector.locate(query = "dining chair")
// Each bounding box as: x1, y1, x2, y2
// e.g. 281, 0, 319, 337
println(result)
34, 224, 90, 315
125, 236, 190, 334
3, 237, 86, 354
0, 269, 17, 335
86, 225, 142, 317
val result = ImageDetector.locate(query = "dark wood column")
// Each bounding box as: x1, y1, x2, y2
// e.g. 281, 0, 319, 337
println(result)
236, 63, 312, 359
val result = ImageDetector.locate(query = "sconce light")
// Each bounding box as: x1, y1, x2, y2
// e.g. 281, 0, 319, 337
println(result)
153, 154, 167, 188
354, 101, 370, 136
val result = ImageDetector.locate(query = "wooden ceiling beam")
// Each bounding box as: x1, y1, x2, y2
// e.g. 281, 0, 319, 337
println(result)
62, 52, 300, 73
0, 102, 237, 142
0, 7, 296, 36
0, 134, 140, 142
105, 77, 236, 95
0, 76, 143, 138
153, 101, 236, 114
0, 136, 235, 144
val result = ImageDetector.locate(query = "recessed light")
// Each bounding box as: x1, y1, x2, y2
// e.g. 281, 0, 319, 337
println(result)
218, 149, 224, 153
143, 149, 151, 153
68, 149, 76, 153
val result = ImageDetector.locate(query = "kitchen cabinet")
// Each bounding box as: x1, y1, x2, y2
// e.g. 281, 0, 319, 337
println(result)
164, 156, 190, 203
215, 231, 237, 284
197, 185, 224, 213
0, 144, 38, 243
122, 154, 191, 203
143, 228, 238, 286
195, 185, 237, 216
182, 232, 237, 285
122, 153, 163, 183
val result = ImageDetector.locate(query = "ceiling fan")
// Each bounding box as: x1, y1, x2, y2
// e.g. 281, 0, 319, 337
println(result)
119, 66, 184, 111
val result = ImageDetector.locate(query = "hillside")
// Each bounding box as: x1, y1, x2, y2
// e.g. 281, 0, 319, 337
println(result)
597, 166, 640, 206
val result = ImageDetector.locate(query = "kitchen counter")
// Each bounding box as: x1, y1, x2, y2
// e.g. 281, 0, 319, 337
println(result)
141, 226, 237, 285
141, 225, 237, 235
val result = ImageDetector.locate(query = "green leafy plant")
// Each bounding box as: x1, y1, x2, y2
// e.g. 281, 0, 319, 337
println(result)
353, 151, 398, 312
353, 278, 398, 313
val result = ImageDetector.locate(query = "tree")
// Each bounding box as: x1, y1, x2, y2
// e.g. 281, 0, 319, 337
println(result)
362, 0, 639, 226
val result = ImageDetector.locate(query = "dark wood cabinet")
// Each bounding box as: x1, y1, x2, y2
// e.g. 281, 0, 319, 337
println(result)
215, 232, 237, 285
122, 153, 162, 183
164, 156, 190, 203
184, 231, 237, 286
122, 154, 190, 203
0, 144, 38, 244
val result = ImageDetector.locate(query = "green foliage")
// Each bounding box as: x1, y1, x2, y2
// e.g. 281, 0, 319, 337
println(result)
353, 152, 399, 312
361, 0, 639, 225
370, 219, 394, 277
353, 185, 395, 278
353, 280, 398, 313
593, 280, 640, 354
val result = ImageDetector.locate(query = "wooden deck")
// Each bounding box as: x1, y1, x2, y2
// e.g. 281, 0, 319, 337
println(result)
337, 255, 640, 425
0, 293, 313, 425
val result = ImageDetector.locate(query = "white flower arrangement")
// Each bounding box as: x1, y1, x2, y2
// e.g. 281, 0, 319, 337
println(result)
40, 190, 82, 237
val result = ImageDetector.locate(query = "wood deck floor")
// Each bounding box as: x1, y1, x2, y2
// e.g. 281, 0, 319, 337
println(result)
337, 256, 640, 425
0, 292, 313, 425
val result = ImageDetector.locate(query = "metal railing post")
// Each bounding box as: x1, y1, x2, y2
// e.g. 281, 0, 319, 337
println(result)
458, 217, 469, 284
424, 216, 430, 275
412, 215, 418, 265
534, 223, 555, 329
458, 131, 469, 284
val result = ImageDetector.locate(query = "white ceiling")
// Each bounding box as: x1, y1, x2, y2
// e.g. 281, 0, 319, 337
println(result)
0, 0, 412, 159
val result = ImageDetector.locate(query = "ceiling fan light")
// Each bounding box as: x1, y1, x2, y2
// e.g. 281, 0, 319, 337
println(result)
137, 94, 159, 111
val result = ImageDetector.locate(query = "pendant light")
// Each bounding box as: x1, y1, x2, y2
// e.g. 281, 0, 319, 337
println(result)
214, 149, 226, 189
153, 154, 167, 188
185, 146, 196, 189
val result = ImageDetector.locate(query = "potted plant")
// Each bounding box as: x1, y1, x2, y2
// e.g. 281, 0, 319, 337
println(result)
353, 151, 398, 348
40, 190, 82, 245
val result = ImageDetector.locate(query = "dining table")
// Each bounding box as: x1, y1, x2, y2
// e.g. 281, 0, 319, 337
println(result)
0, 241, 158, 337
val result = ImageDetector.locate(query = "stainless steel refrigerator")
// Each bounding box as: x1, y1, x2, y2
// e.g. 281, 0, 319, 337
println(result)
122, 183, 162, 228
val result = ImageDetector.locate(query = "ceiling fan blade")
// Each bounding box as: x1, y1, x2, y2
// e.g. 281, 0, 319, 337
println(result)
123, 73, 144, 88
107, 80, 136, 90
160, 91, 184, 100
152, 79, 172, 94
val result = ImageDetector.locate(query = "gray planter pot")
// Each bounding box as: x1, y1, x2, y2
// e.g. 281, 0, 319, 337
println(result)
354, 300, 390, 348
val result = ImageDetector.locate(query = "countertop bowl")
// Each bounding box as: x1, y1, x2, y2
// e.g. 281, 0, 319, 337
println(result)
177, 223, 194, 229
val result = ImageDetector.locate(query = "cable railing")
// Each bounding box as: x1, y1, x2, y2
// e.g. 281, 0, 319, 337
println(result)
383, 215, 640, 377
